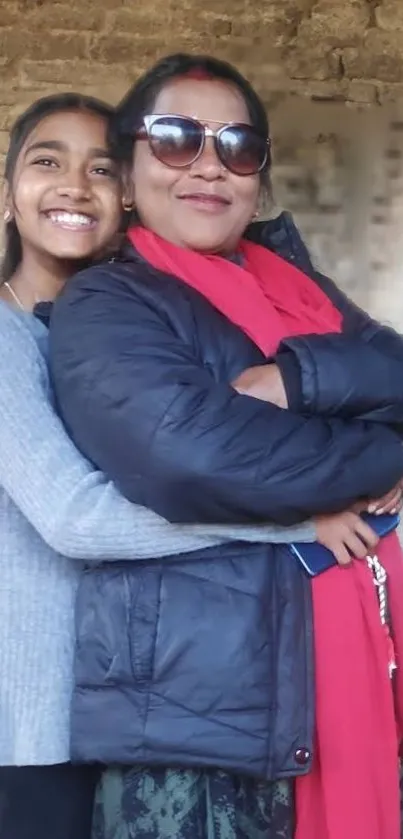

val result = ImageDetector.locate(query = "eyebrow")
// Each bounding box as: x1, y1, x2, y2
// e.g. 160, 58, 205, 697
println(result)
24, 140, 113, 158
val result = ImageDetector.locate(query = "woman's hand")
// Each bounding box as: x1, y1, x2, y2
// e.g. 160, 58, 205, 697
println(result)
366, 480, 403, 515
231, 363, 288, 408
314, 510, 379, 566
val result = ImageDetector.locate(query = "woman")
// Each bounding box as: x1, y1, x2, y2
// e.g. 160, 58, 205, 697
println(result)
49, 56, 403, 839
0, 91, 335, 839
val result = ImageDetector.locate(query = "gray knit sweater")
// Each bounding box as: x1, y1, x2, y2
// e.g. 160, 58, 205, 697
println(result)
0, 300, 315, 766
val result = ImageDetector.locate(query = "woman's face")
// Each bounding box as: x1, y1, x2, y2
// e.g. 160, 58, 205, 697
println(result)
5, 109, 122, 263
130, 78, 261, 255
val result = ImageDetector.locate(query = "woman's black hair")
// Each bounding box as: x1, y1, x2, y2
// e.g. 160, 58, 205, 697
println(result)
111, 52, 272, 192
1, 92, 115, 283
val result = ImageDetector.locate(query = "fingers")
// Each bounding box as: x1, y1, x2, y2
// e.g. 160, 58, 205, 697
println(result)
340, 516, 378, 560
332, 543, 353, 567
343, 532, 376, 559
349, 500, 367, 515
315, 511, 379, 569
384, 488, 402, 513
367, 483, 403, 515
353, 517, 380, 552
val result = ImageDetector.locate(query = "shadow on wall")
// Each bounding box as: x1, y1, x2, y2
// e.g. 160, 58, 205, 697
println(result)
267, 98, 403, 329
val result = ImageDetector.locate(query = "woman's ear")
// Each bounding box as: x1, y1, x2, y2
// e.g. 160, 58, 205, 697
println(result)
121, 164, 135, 213
257, 177, 275, 220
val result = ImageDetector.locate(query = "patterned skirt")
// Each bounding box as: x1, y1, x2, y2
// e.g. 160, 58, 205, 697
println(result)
92, 766, 294, 839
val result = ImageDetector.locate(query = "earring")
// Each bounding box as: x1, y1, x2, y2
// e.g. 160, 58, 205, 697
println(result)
3, 209, 11, 222
122, 202, 134, 213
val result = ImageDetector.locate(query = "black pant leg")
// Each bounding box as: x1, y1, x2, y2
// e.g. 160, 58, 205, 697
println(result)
0, 763, 100, 839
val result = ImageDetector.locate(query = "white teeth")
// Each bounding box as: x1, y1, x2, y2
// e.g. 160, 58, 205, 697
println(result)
47, 211, 94, 227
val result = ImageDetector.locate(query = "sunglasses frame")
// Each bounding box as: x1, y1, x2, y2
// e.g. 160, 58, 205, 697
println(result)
135, 114, 271, 176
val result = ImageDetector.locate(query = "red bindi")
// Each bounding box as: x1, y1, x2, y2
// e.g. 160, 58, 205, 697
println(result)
177, 68, 214, 82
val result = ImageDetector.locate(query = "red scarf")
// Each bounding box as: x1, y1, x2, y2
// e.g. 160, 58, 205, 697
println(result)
129, 225, 403, 839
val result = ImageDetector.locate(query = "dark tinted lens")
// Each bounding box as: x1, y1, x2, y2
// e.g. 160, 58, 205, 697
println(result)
148, 117, 203, 168
217, 124, 268, 175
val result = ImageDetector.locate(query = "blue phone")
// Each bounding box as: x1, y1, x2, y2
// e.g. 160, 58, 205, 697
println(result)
290, 512, 400, 577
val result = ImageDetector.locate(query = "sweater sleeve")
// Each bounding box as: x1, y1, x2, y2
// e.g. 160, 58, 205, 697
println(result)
0, 304, 315, 561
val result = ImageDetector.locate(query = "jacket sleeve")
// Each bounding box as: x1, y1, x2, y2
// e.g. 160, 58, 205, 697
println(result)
49, 267, 403, 526
276, 271, 403, 427
248, 216, 403, 426
0, 304, 315, 560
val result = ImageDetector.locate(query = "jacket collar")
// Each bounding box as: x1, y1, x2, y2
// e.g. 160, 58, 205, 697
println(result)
244, 211, 315, 275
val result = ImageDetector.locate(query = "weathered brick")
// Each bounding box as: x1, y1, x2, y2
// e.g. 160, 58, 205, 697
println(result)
0, 29, 88, 63
91, 31, 222, 66
21, 59, 130, 88
297, 0, 370, 47
23, 4, 105, 31
0, 107, 14, 130
342, 31, 403, 83
208, 18, 232, 37
0, 29, 25, 61
0, 59, 21, 85
90, 34, 155, 64
172, 0, 246, 13
0, 0, 402, 134
33, 32, 89, 61
375, 0, 403, 33
377, 83, 403, 105
0, 2, 20, 26
18, 0, 122, 8
107, 6, 234, 42
285, 45, 336, 81
0, 130, 10, 154
289, 78, 349, 100
346, 80, 377, 104
231, 11, 300, 44
107, 8, 169, 35
0, 0, 399, 108
0, 88, 36, 107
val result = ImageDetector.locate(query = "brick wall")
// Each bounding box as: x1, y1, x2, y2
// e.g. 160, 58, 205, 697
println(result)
270, 99, 403, 326
2, 0, 403, 324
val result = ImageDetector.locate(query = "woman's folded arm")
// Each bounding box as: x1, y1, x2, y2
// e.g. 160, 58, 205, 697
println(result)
49, 267, 403, 526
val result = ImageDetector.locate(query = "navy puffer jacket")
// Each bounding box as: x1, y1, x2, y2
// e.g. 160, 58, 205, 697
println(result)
49, 214, 403, 778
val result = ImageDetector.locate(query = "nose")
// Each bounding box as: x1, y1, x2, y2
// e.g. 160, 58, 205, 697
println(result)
190, 137, 225, 181
55, 168, 91, 201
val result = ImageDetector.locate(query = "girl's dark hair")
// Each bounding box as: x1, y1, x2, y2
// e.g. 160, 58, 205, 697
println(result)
111, 52, 272, 190
2, 92, 115, 282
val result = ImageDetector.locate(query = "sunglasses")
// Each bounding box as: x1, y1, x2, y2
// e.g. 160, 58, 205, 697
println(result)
135, 114, 271, 177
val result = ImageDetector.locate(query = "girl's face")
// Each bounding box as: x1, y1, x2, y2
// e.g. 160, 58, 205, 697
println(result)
5, 109, 122, 264
130, 78, 261, 255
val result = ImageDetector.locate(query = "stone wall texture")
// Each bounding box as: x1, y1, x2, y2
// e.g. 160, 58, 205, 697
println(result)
2, 0, 403, 324
3, 0, 403, 117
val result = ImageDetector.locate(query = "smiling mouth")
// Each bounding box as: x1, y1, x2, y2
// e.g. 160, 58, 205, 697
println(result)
178, 194, 231, 208
43, 210, 97, 230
